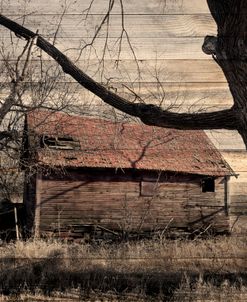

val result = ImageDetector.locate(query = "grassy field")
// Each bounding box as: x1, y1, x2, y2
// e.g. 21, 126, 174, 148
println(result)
0, 236, 246, 301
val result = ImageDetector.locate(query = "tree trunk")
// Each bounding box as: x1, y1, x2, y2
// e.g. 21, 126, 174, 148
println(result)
206, 0, 247, 146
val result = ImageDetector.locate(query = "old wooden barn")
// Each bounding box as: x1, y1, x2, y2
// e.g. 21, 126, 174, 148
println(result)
21, 110, 234, 238
0, 0, 247, 234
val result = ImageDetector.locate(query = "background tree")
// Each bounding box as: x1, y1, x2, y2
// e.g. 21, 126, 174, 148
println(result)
0, 1, 99, 212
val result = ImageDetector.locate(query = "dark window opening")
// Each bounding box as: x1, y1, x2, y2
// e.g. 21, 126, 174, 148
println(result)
201, 178, 215, 192
40, 135, 80, 150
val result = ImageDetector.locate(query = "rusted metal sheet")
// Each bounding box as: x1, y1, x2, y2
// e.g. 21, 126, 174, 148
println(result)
26, 110, 234, 177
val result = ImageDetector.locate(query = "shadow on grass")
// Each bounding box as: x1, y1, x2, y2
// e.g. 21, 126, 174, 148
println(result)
0, 254, 246, 300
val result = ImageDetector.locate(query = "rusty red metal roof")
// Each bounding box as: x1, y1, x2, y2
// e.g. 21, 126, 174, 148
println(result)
26, 110, 233, 176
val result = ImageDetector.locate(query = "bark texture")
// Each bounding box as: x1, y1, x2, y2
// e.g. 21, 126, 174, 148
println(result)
0, 12, 245, 146
206, 0, 247, 146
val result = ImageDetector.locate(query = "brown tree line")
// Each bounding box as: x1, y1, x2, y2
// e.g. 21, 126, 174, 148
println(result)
0, 0, 246, 148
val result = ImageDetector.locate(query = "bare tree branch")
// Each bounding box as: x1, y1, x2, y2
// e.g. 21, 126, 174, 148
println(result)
0, 34, 36, 126
0, 14, 241, 133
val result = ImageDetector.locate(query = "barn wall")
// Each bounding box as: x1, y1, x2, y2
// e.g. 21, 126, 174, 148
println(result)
34, 169, 229, 236
23, 174, 37, 236
221, 152, 247, 234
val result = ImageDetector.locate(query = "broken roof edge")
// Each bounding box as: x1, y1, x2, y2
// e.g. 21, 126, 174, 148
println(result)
203, 131, 237, 177
35, 157, 233, 178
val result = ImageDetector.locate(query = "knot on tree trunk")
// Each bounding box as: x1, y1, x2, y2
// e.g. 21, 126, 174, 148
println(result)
202, 35, 218, 55
135, 104, 164, 126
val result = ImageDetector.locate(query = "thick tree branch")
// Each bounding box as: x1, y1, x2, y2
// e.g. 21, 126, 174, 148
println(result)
135, 105, 238, 130
0, 14, 240, 131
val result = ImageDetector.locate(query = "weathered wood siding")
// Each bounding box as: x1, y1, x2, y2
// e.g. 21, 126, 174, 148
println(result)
0, 0, 235, 114
29, 169, 229, 236
221, 152, 247, 233
1, 0, 246, 232
0, 1, 245, 144
23, 175, 37, 236
0, 1, 245, 139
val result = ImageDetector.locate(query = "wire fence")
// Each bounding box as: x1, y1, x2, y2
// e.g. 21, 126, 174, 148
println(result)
1, 229, 245, 301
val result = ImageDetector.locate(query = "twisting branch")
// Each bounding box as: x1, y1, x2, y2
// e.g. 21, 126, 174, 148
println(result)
77, 0, 140, 78
116, 0, 140, 73
0, 14, 241, 132
0, 33, 37, 128
76, 0, 115, 62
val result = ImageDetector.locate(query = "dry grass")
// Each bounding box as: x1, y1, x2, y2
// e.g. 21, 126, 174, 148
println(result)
0, 282, 246, 302
172, 276, 247, 302
0, 236, 246, 300
1, 235, 245, 272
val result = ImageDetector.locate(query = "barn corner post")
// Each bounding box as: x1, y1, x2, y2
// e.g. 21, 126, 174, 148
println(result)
205, 0, 247, 146
224, 176, 230, 217
34, 172, 42, 239
13, 205, 20, 240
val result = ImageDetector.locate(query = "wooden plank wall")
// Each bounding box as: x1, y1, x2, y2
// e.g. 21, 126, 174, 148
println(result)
0, 0, 234, 114
38, 171, 229, 234
221, 152, 247, 233
0, 0, 246, 231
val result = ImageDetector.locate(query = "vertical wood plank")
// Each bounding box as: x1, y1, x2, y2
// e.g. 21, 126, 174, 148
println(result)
34, 174, 42, 238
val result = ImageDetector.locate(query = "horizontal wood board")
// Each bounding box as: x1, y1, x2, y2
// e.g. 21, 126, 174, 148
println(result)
37, 171, 229, 233
1, 0, 246, 208
0, 14, 216, 38
221, 152, 247, 216
0, 0, 214, 15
